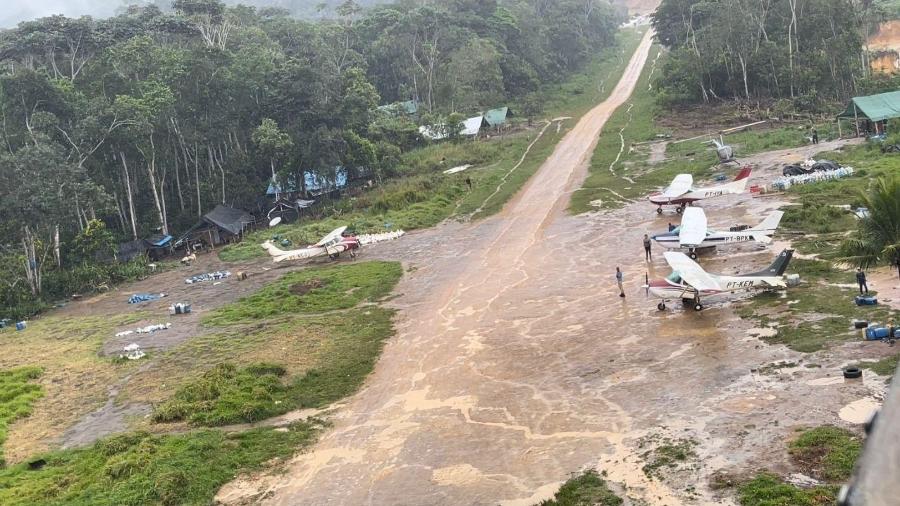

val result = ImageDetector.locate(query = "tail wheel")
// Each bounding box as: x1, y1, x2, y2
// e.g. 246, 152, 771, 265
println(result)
657, 302, 666, 311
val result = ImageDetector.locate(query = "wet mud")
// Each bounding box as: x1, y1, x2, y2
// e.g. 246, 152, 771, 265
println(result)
211, 33, 885, 505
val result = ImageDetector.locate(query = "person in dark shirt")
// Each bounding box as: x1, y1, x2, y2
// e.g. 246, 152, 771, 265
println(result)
811, 128, 819, 144
643, 234, 652, 261
856, 268, 868, 294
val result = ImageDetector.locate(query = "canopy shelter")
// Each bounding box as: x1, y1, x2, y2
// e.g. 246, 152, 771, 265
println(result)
460, 115, 490, 137
113, 234, 173, 262
174, 205, 254, 249
837, 91, 900, 137
483, 106, 513, 128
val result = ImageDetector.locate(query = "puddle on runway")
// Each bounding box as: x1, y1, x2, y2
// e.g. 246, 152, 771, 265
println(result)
839, 398, 881, 424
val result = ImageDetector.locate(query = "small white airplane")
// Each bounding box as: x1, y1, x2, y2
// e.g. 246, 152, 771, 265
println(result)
649, 167, 752, 214
261, 226, 405, 262
648, 249, 794, 311
652, 208, 784, 259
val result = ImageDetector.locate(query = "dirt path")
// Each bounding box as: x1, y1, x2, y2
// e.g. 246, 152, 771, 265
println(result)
222, 30, 680, 506
216, 38, 885, 506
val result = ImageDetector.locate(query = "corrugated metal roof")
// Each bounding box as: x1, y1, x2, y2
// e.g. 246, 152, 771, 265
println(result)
838, 91, 900, 121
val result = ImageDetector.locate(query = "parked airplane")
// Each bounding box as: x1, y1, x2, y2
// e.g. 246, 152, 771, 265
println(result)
261, 226, 405, 262
649, 249, 794, 311
652, 208, 784, 259
649, 167, 752, 214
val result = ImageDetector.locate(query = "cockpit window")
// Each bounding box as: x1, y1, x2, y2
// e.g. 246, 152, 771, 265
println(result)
666, 271, 682, 283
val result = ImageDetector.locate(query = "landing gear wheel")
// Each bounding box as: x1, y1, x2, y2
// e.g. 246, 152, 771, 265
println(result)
656, 207, 663, 214
689, 250, 698, 260
693, 303, 703, 311
328, 253, 339, 260
657, 302, 666, 311
676, 205, 685, 214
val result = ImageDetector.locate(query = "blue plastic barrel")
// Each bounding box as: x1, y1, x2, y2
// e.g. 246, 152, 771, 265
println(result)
15, 321, 26, 331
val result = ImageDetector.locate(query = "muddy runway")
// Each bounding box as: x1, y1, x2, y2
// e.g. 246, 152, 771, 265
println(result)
224, 34, 881, 505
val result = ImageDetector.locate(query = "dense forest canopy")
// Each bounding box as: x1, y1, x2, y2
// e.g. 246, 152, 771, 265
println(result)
0, 0, 623, 312
651, 0, 870, 107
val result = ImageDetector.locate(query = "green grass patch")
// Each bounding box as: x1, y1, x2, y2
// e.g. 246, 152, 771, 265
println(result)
788, 426, 862, 482
862, 354, 899, 377
203, 261, 403, 325
538, 470, 623, 506
781, 204, 856, 235
735, 259, 897, 352
0, 367, 43, 466
222, 28, 648, 262
638, 436, 698, 480
737, 473, 837, 506
155, 307, 396, 425
0, 422, 320, 506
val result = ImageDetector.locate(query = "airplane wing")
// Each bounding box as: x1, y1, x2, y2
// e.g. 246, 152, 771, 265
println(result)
315, 226, 348, 247
678, 207, 707, 247
662, 174, 693, 198
663, 251, 723, 291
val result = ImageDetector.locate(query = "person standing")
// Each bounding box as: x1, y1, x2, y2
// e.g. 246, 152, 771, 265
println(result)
812, 128, 819, 145
668, 222, 676, 232
643, 234, 652, 261
616, 267, 625, 298
856, 268, 868, 294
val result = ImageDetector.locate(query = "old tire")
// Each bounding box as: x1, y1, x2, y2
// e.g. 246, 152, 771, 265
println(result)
854, 321, 869, 329
843, 366, 862, 379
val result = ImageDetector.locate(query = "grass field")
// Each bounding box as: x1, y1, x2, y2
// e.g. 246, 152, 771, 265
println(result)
149, 261, 402, 426
736, 426, 860, 506
0, 367, 44, 466
0, 422, 321, 506
221, 27, 648, 262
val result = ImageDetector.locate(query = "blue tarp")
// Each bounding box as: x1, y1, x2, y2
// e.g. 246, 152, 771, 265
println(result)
267, 168, 349, 195
147, 234, 172, 247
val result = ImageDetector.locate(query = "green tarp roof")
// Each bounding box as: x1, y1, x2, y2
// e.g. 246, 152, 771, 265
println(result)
838, 91, 900, 122
484, 106, 511, 127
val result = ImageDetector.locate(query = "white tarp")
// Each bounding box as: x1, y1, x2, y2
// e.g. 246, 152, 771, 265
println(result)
443, 164, 472, 175
460, 115, 485, 136
419, 124, 449, 140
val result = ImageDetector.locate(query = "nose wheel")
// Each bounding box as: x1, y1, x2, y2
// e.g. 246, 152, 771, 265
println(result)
689, 249, 698, 260
657, 302, 666, 311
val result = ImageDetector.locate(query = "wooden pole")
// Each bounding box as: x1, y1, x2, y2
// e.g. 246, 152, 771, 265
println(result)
854, 104, 861, 137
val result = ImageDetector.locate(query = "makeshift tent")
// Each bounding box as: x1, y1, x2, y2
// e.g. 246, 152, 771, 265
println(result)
377, 100, 418, 116
175, 205, 254, 248
483, 107, 512, 127
837, 91, 900, 136
460, 115, 490, 137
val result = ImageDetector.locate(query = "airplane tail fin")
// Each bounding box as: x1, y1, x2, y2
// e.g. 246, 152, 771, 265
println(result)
745, 249, 794, 277
749, 210, 784, 232
718, 166, 752, 194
